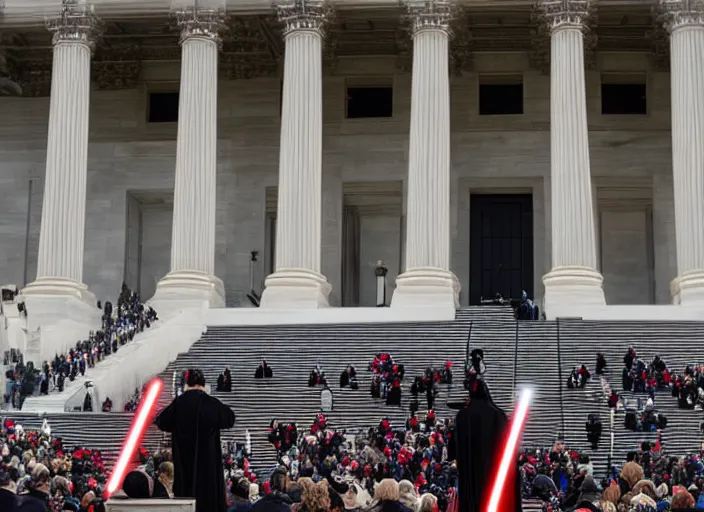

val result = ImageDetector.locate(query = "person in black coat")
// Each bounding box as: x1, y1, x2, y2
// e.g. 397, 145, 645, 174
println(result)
454, 380, 520, 512
155, 369, 236, 512
0, 469, 18, 511
255, 360, 273, 379
596, 353, 607, 376
251, 466, 293, 512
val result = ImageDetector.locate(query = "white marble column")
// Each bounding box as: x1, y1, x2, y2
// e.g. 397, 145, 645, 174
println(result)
260, 0, 331, 309
23, 1, 99, 305
661, 0, 704, 305
539, 0, 605, 317
391, 0, 459, 310
21, 1, 102, 363
151, 6, 226, 310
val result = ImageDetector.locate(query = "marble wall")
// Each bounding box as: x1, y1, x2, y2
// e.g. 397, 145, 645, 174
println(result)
0, 52, 677, 307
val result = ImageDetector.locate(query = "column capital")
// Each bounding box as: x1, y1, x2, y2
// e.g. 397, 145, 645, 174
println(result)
660, 0, 704, 32
275, 0, 332, 37
402, 0, 455, 37
536, 0, 593, 33
45, 0, 102, 48
174, 6, 226, 45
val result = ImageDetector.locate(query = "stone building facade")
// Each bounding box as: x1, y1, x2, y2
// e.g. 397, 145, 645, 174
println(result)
0, 0, 701, 320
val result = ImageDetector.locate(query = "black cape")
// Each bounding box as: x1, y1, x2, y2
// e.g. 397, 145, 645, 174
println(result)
155, 389, 235, 512
454, 397, 521, 512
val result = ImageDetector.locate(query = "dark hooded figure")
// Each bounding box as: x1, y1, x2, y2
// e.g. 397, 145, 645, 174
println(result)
340, 367, 350, 388
155, 368, 236, 512
453, 380, 520, 512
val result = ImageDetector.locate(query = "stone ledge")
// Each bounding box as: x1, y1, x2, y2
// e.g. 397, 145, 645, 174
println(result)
106, 499, 195, 512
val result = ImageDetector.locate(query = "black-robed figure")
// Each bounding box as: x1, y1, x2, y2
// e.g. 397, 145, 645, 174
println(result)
453, 380, 521, 512
155, 369, 236, 512
254, 359, 273, 379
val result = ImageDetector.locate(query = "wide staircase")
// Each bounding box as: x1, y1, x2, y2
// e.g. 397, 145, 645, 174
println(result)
516, 321, 561, 447
558, 319, 704, 465
155, 316, 473, 470
5, 411, 165, 467
6, 308, 704, 482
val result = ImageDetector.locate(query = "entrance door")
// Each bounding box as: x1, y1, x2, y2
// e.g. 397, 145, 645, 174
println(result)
469, 194, 534, 305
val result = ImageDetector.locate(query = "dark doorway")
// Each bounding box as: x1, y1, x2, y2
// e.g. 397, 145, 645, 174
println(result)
469, 194, 534, 305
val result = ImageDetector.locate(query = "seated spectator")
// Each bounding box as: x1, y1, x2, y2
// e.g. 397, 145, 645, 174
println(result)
366, 479, 413, 512
218, 368, 233, 392
291, 477, 314, 512
153, 461, 174, 499
308, 365, 327, 388
229, 477, 253, 511
418, 493, 438, 512
672, 489, 696, 509
398, 480, 418, 511
255, 360, 273, 379
596, 353, 606, 375
340, 365, 358, 390
122, 469, 154, 499
296, 480, 329, 512
0, 468, 17, 510
251, 466, 292, 512
22, 463, 52, 509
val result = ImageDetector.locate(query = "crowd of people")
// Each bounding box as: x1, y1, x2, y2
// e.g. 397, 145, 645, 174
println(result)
0, 418, 110, 511
368, 353, 405, 406
2, 284, 157, 411
521, 437, 704, 511
263, 411, 456, 511
3, 353, 37, 410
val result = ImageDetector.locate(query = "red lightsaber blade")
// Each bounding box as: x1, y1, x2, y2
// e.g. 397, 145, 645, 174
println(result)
106, 378, 163, 497
487, 388, 533, 512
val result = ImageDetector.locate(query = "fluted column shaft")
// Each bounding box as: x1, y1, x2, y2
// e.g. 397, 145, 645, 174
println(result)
260, 0, 331, 309
391, 0, 459, 310
170, 36, 218, 275
405, 28, 451, 271
670, 25, 704, 277
150, 7, 226, 309
36, 41, 92, 282
539, 0, 605, 317
274, 29, 323, 273
549, 25, 598, 269
25, 1, 100, 305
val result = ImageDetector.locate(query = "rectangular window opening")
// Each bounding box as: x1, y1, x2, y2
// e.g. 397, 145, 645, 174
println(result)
148, 92, 179, 123
479, 75, 524, 116
601, 74, 647, 115
346, 85, 393, 119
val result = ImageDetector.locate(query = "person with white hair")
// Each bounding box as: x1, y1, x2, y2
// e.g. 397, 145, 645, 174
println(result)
249, 483, 260, 503
398, 480, 418, 511
418, 493, 438, 512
